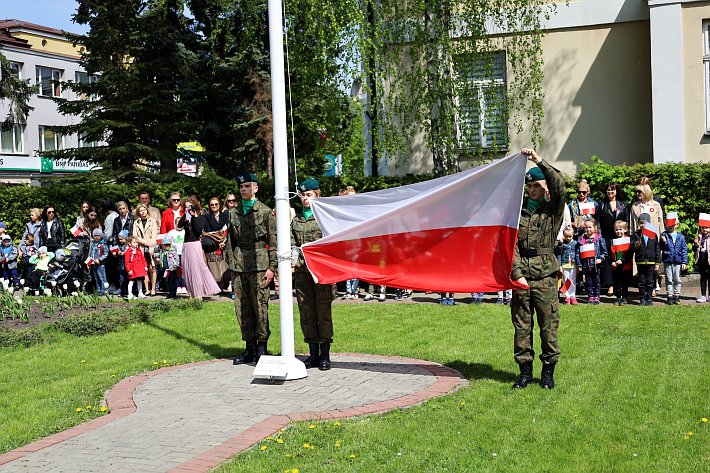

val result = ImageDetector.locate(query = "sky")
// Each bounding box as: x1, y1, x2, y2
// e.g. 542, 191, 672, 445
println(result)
2, 0, 89, 34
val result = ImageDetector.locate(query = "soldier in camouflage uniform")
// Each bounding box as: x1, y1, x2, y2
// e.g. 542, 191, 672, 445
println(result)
291, 178, 335, 370
510, 148, 566, 389
225, 173, 277, 364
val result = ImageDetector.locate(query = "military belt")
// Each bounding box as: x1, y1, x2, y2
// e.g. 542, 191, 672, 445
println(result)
238, 242, 267, 249
522, 248, 555, 257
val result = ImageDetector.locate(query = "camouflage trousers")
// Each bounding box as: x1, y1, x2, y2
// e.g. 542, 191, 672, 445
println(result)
233, 271, 270, 342
511, 275, 560, 365
294, 272, 334, 344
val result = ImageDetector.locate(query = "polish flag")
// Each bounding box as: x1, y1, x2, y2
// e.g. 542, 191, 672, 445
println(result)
302, 153, 529, 292
642, 222, 659, 238
665, 212, 678, 227
560, 277, 572, 294
84, 256, 94, 267
579, 243, 595, 259
155, 233, 167, 245
70, 224, 83, 237
579, 201, 595, 215
699, 213, 710, 228
109, 245, 120, 255
611, 237, 630, 253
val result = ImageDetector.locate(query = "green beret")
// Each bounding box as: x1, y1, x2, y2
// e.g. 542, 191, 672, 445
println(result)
298, 178, 320, 193
525, 166, 545, 183
237, 173, 258, 184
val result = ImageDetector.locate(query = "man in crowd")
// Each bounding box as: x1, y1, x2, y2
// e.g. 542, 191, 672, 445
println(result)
225, 173, 277, 364
137, 191, 162, 227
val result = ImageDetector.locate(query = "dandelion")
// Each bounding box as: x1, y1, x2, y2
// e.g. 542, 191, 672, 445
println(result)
162, 359, 168, 364
309, 424, 316, 429
76, 408, 82, 413
348, 454, 356, 459
334, 421, 341, 427
703, 418, 708, 423
688, 431, 694, 436
81, 360, 86, 363
86, 405, 92, 410
335, 440, 342, 448
266, 436, 273, 441
277, 438, 284, 444
260, 445, 267, 451
152, 362, 158, 365
111, 374, 117, 378
303, 443, 311, 449
100, 406, 107, 412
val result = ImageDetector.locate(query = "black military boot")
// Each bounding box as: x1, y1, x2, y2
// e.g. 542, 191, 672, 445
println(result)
540, 363, 556, 389
303, 343, 320, 369
512, 362, 533, 389
319, 343, 331, 371
233, 340, 256, 365
255, 341, 268, 362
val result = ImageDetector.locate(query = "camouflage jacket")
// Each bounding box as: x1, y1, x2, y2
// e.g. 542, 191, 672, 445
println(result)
291, 211, 322, 273
224, 200, 277, 273
511, 159, 566, 281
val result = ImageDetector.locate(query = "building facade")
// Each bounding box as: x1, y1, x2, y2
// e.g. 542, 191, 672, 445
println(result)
0, 19, 95, 183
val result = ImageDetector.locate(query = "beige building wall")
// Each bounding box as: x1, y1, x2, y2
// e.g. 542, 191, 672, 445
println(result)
511, 21, 653, 176
681, 2, 710, 163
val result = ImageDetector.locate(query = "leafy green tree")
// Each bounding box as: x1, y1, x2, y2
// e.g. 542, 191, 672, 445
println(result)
49, 0, 198, 172
0, 52, 37, 130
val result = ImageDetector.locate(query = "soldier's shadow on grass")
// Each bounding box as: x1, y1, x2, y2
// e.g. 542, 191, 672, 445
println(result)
145, 320, 236, 359
445, 361, 517, 384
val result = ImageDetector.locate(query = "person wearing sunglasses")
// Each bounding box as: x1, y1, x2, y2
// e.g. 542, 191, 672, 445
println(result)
222, 193, 238, 213
226, 173, 277, 365
38, 206, 66, 254
568, 179, 598, 238
160, 193, 185, 234
203, 197, 231, 293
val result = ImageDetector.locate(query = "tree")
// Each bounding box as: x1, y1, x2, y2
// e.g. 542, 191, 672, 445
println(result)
0, 52, 36, 130
49, 0, 198, 172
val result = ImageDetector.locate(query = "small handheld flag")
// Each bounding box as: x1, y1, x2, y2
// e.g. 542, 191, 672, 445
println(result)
109, 245, 119, 255
642, 222, 659, 238
665, 212, 678, 227
560, 277, 572, 294
84, 256, 94, 267
579, 202, 595, 215
155, 233, 167, 245
611, 237, 630, 253
579, 243, 595, 259
699, 213, 710, 228
70, 225, 82, 237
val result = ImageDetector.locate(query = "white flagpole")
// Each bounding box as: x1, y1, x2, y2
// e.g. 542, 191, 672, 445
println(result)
254, 0, 307, 380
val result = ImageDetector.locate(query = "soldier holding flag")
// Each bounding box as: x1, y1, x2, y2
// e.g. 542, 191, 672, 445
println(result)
511, 148, 566, 390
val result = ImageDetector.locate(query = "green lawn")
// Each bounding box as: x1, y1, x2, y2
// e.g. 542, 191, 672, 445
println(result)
1, 301, 709, 472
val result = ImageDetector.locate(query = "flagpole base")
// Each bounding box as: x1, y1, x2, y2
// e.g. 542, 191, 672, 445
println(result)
253, 355, 308, 381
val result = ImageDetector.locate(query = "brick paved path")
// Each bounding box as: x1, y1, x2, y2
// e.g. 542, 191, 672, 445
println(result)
0, 354, 466, 473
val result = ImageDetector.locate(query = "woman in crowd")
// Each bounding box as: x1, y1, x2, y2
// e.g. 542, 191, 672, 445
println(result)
637, 176, 664, 214
37, 205, 66, 253
630, 184, 664, 235
80, 206, 103, 239
133, 203, 158, 296
75, 200, 91, 228
568, 179, 598, 237
160, 192, 184, 234
112, 201, 134, 244
222, 193, 238, 213
203, 196, 230, 291
21, 208, 42, 249
177, 196, 220, 298
598, 182, 629, 293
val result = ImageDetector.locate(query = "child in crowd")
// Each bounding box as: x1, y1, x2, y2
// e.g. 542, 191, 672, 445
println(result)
160, 236, 180, 298
470, 292, 484, 304
0, 235, 20, 289
496, 289, 512, 305
576, 219, 607, 305
27, 246, 54, 289
660, 218, 687, 305
344, 278, 360, 299
18, 233, 37, 281
114, 230, 129, 297
610, 221, 632, 306
394, 288, 411, 301
439, 292, 454, 305
167, 216, 187, 294
694, 224, 710, 302
364, 285, 387, 301
558, 225, 578, 304
89, 229, 109, 295
631, 213, 661, 306
124, 235, 148, 299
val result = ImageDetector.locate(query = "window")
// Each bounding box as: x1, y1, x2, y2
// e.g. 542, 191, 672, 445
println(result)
78, 132, 98, 148
75, 71, 98, 100
38, 126, 63, 151
0, 125, 24, 154
704, 21, 710, 133
454, 52, 508, 151
8, 61, 21, 79
36, 66, 62, 97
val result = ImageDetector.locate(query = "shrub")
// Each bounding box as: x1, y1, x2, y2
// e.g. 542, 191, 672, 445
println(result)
0, 326, 46, 348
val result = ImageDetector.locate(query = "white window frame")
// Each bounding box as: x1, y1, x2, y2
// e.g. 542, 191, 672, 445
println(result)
75, 71, 98, 100
36, 66, 63, 98
38, 126, 64, 152
78, 132, 98, 148
704, 20, 710, 134
0, 124, 24, 154
454, 52, 508, 152
8, 61, 22, 79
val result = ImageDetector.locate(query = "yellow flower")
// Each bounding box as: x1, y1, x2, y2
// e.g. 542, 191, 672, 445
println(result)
293, 470, 299, 473
277, 438, 284, 444
266, 436, 273, 440
162, 359, 168, 364
100, 406, 107, 412
334, 421, 341, 427
285, 454, 292, 458
111, 374, 117, 378
80, 360, 86, 363
335, 440, 343, 448
702, 418, 708, 423
75, 407, 83, 413
309, 424, 316, 429
348, 454, 356, 459
152, 362, 158, 365
86, 405, 92, 410
303, 443, 311, 449
688, 432, 694, 436
260, 445, 268, 451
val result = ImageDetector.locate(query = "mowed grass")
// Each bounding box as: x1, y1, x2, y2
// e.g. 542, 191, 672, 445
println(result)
1, 301, 709, 472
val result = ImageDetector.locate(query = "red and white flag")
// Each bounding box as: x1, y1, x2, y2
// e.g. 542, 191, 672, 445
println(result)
665, 212, 678, 227
579, 243, 595, 259
611, 237, 630, 253
70, 224, 82, 237
579, 201, 595, 215
155, 233, 167, 245
84, 256, 94, 267
642, 222, 659, 238
560, 277, 572, 294
699, 213, 710, 228
109, 245, 120, 255
302, 153, 529, 292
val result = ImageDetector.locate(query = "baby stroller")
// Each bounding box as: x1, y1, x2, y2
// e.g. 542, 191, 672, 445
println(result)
44, 239, 91, 295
